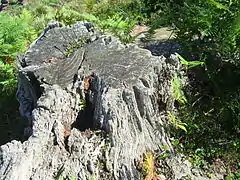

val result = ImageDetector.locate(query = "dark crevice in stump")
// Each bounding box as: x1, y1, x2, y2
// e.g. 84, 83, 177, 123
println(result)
26, 72, 43, 100
64, 136, 70, 153
72, 93, 94, 132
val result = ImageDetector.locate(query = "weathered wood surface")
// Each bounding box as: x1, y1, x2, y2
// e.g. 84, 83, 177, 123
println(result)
0, 21, 224, 180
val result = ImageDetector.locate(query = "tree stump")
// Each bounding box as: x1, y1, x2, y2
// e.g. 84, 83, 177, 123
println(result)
0, 21, 224, 180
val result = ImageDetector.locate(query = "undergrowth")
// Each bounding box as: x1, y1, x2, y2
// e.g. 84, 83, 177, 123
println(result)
0, 9, 37, 61
0, 9, 36, 145
170, 56, 240, 173
143, 0, 240, 174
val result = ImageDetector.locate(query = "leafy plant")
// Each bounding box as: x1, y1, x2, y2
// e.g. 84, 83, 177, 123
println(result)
57, 10, 136, 42
99, 14, 136, 42
64, 37, 89, 57
84, 0, 96, 12
92, 0, 146, 22
0, 9, 37, 61
168, 111, 187, 132
0, 61, 17, 95
158, 153, 169, 160
55, 7, 81, 25
190, 149, 209, 168
79, 99, 87, 111
57, 174, 77, 180
176, 53, 204, 70
172, 73, 187, 104
153, 0, 240, 65
0, 9, 37, 98
225, 173, 235, 180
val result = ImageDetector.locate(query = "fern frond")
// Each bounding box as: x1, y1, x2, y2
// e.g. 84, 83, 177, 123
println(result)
168, 111, 187, 132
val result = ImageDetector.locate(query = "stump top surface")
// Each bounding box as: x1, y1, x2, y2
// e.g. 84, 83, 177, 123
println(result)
21, 22, 161, 88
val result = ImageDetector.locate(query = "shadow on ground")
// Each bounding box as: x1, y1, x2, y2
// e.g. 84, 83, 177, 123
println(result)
142, 40, 182, 57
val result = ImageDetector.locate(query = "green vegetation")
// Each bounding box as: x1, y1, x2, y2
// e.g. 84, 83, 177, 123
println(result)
0, 9, 37, 60
0, 9, 36, 92
148, 0, 240, 174
56, 173, 77, 180
168, 111, 187, 133
176, 53, 204, 70
1, 0, 240, 177
0, 8, 37, 144
172, 73, 187, 104
79, 98, 87, 111
149, 0, 240, 62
